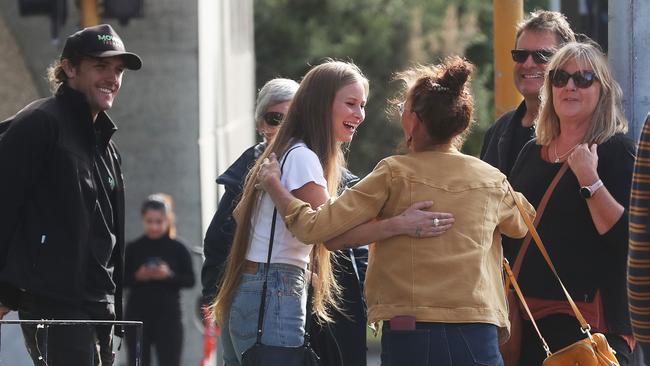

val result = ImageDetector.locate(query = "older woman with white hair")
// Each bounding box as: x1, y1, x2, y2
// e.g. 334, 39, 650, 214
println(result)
504, 40, 635, 365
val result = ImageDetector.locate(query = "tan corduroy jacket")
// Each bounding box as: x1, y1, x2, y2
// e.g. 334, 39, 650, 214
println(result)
282, 145, 535, 340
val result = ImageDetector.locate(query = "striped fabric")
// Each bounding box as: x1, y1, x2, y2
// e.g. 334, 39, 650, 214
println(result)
629, 112, 650, 351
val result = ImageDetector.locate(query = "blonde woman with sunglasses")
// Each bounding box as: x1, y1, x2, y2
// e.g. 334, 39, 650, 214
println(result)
504, 41, 635, 365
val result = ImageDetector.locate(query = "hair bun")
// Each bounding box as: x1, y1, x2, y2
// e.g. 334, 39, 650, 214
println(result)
438, 56, 474, 96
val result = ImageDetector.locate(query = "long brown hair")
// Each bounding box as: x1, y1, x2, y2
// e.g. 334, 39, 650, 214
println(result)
211, 60, 369, 325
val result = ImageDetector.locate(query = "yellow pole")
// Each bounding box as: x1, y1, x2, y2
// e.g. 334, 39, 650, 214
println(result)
493, 0, 524, 118
79, 0, 100, 28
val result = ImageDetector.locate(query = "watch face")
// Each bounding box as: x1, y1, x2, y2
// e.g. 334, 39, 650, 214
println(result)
580, 187, 592, 198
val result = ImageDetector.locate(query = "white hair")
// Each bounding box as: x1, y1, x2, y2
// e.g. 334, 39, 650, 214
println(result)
254, 78, 299, 126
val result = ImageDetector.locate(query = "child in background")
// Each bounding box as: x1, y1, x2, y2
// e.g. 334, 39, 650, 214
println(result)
124, 193, 195, 366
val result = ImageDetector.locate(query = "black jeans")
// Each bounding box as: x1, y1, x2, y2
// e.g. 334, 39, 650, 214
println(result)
519, 314, 632, 366
125, 313, 183, 366
18, 294, 115, 366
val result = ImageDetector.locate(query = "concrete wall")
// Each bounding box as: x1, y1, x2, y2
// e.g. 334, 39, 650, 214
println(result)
609, 0, 650, 141
0, 14, 38, 120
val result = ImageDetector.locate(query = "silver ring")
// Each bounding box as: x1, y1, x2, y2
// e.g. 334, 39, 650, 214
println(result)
433, 218, 440, 227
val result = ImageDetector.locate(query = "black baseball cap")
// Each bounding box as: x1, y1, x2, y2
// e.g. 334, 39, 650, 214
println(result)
61, 24, 142, 70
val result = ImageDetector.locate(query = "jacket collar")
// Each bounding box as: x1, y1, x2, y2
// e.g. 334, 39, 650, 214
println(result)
56, 84, 117, 151
417, 144, 459, 154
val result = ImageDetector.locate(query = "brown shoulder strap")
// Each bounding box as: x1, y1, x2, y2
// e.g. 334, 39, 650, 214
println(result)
507, 183, 592, 333
511, 162, 569, 277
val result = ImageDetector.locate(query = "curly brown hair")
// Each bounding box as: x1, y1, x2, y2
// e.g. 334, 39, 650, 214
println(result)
395, 56, 475, 148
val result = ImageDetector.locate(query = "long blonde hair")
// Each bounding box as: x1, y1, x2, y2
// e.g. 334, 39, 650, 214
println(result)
211, 60, 369, 325
536, 41, 628, 145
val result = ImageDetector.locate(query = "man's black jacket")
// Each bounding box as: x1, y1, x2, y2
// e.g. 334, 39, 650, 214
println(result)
480, 101, 528, 176
0, 85, 126, 325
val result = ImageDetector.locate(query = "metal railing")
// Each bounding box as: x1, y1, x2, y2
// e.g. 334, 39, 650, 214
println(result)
1, 319, 143, 365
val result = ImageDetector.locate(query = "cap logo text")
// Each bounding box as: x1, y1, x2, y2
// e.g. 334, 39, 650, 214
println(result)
97, 34, 124, 48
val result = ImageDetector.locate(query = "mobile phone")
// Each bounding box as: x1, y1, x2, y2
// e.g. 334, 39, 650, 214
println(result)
389, 315, 416, 331
144, 257, 162, 268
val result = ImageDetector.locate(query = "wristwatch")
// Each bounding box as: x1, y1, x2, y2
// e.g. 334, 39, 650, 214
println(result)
580, 179, 604, 199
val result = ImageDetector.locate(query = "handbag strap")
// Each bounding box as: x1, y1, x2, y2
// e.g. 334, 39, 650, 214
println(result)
503, 258, 552, 356
254, 145, 313, 345
506, 183, 592, 334
511, 162, 569, 278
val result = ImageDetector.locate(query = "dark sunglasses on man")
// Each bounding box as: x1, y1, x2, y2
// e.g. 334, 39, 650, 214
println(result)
263, 112, 284, 126
549, 69, 598, 89
511, 49, 554, 64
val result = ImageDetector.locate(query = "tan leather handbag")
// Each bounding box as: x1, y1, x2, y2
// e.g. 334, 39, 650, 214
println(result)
504, 184, 619, 366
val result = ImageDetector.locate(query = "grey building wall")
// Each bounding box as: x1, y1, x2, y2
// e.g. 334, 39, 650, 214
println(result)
0, 0, 204, 364
609, 0, 650, 141
0, 14, 38, 119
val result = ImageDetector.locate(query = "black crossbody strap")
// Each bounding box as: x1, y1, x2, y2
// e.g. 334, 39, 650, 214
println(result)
254, 145, 308, 344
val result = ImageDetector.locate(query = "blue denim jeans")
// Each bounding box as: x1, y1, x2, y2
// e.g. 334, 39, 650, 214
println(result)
381, 322, 504, 366
221, 262, 307, 366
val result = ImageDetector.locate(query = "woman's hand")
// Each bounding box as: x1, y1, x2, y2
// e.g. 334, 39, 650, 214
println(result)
391, 201, 455, 238
256, 153, 282, 191
567, 143, 599, 186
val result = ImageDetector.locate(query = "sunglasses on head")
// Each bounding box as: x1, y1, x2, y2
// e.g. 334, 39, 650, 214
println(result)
511, 49, 554, 64
549, 69, 598, 89
263, 112, 284, 126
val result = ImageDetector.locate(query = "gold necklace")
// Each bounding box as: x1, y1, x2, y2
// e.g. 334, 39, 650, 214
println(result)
553, 141, 578, 163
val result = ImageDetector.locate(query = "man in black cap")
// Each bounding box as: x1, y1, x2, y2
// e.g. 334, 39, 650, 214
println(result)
0, 24, 141, 365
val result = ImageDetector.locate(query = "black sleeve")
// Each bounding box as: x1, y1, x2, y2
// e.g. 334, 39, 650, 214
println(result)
0, 111, 56, 266
480, 122, 496, 160
598, 135, 636, 245
200, 186, 239, 305
168, 241, 196, 288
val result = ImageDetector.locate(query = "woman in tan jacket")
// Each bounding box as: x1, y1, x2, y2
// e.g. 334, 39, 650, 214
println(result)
257, 57, 535, 366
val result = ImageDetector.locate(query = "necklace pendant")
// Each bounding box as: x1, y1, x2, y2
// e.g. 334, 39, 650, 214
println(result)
554, 157, 560, 163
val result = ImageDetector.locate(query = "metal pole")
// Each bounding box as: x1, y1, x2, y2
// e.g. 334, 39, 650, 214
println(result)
79, 0, 100, 28
609, 0, 650, 141
43, 324, 49, 364
492, 0, 524, 118
135, 322, 143, 366
0, 320, 144, 364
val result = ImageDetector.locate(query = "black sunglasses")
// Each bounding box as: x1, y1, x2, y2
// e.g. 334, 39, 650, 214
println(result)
263, 112, 284, 126
549, 69, 598, 89
511, 49, 554, 64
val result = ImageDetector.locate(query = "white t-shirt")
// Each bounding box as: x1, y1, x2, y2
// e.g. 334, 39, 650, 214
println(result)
246, 141, 327, 269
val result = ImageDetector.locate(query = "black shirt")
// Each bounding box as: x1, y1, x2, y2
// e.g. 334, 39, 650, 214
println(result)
124, 235, 195, 318
84, 117, 119, 303
504, 135, 635, 333
480, 101, 531, 176
508, 122, 535, 175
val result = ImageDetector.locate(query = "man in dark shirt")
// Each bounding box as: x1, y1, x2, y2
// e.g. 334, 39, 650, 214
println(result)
480, 10, 575, 175
0, 24, 141, 365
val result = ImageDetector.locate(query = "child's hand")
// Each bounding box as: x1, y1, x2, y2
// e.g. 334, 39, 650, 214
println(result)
135, 264, 153, 281
149, 262, 173, 280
